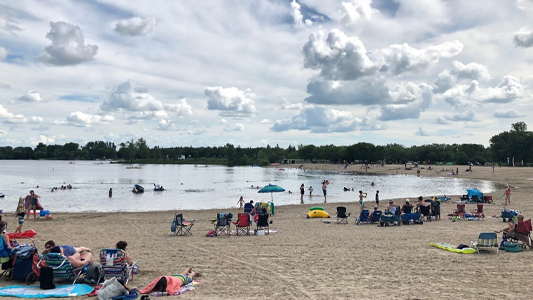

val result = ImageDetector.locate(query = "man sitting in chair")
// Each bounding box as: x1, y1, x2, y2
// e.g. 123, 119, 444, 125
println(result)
50, 246, 93, 268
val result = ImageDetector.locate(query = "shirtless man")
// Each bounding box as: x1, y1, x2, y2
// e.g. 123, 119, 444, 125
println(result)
50, 245, 93, 268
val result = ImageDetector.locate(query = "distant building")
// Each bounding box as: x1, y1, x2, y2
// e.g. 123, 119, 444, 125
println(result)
179, 155, 186, 160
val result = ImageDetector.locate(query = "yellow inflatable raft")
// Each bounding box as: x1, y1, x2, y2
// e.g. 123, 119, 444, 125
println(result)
307, 210, 330, 218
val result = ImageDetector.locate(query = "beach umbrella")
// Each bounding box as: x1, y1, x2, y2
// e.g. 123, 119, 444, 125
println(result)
258, 184, 285, 201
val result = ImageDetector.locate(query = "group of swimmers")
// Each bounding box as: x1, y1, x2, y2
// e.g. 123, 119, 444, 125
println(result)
50, 184, 73, 192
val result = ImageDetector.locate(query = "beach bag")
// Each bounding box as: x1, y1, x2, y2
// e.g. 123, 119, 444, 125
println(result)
171, 220, 177, 232
98, 277, 128, 300
206, 230, 216, 237
87, 264, 102, 282
40, 266, 55, 290
504, 242, 521, 252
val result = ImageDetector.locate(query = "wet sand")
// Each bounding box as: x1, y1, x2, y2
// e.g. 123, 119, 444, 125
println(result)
1, 164, 532, 299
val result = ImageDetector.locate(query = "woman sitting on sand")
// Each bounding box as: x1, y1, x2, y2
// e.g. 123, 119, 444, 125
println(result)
140, 267, 201, 295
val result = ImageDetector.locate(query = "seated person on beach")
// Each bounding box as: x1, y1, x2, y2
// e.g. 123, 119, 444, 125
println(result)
50, 246, 93, 268
401, 199, 413, 214
416, 196, 426, 212
42, 240, 56, 254
0, 221, 13, 250
116, 241, 135, 266
140, 267, 201, 294
431, 200, 441, 220
386, 200, 399, 215
495, 214, 532, 249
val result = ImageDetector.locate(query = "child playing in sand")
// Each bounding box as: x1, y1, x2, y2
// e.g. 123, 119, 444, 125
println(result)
237, 196, 244, 209
15, 197, 26, 233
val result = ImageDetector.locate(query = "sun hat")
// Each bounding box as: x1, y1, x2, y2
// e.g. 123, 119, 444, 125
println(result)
374, 205, 378, 209
406, 199, 410, 203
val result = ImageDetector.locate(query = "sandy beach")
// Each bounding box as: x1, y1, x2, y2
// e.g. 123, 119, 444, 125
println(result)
1, 164, 532, 299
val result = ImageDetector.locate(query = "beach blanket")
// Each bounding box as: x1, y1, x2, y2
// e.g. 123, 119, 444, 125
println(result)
24, 196, 44, 211
0, 284, 93, 298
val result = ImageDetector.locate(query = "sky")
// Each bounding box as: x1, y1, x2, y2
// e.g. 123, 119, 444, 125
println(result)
1, 0, 533, 149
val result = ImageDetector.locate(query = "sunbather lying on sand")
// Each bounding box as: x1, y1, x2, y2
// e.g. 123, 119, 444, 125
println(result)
140, 267, 201, 295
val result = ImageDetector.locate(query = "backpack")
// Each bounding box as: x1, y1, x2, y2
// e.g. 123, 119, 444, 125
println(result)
171, 220, 177, 232
87, 264, 102, 283
40, 266, 56, 290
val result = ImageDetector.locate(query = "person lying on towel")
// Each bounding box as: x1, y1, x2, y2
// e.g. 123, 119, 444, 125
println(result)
140, 267, 201, 295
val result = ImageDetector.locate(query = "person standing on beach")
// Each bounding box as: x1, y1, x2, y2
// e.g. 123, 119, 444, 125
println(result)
237, 196, 244, 209
300, 184, 305, 203
322, 181, 327, 203
14, 197, 26, 233
26, 190, 40, 220
375, 191, 379, 207
109, 188, 113, 197
504, 184, 511, 205
359, 191, 367, 210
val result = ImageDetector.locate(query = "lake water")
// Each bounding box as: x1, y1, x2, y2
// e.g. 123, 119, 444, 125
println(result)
0, 160, 506, 213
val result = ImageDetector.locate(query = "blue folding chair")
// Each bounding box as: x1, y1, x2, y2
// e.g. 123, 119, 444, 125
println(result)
471, 232, 499, 254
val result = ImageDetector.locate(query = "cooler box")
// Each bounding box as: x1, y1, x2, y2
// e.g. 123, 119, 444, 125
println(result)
504, 242, 521, 252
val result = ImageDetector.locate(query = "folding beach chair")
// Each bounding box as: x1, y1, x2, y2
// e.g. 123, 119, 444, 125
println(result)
256, 214, 269, 235
508, 219, 532, 249
455, 204, 466, 218
370, 210, 382, 224
356, 210, 370, 225
243, 202, 253, 213
39, 253, 89, 284
471, 232, 499, 254
99, 249, 136, 285
233, 213, 251, 236
336, 207, 350, 224
419, 205, 432, 222
171, 214, 195, 236
471, 204, 484, 220
214, 213, 232, 236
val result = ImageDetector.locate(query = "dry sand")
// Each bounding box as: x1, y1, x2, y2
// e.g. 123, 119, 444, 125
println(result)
1, 164, 532, 299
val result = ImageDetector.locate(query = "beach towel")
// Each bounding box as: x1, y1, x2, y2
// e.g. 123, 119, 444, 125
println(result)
0, 284, 93, 298
24, 196, 44, 211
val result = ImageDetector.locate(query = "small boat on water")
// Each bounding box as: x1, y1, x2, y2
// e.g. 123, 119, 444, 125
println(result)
0, 193, 5, 198
126, 166, 142, 169
154, 183, 165, 191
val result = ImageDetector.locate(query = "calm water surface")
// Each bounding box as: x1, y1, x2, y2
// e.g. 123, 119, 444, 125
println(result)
0, 161, 506, 213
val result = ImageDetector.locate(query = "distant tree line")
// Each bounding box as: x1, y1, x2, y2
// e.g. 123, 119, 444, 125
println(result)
0, 122, 532, 166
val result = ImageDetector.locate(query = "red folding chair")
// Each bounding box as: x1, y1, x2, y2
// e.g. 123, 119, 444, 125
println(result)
233, 213, 251, 236
471, 204, 485, 220
455, 204, 466, 217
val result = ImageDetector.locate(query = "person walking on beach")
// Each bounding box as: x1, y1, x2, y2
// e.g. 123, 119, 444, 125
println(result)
504, 184, 511, 205
300, 184, 305, 203
237, 196, 244, 209
14, 197, 26, 233
322, 181, 327, 203
375, 191, 380, 207
109, 188, 113, 197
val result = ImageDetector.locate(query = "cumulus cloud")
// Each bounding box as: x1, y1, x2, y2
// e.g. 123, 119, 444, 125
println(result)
303, 29, 380, 80
271, 106, 361, 133
65, 111, 114, 127
290, 0, 312, 27
18, 91, 43, 102
115, 16, 157, 36
514, 29, 533, 48
38, 22, 98, 66
477, 76, 523, 103
218, 119, 227, 124
378, 83, 433, 121
260, 119, 270, 124
164, 99, 193, 116
157, 119, 178, 131
437, 111, 475, 122
29, 135, 55, 146
379, 41, 463, 75
281, 102, 304, 110
224, 123, 245, 132
303, 29, 463, 81
517, 0, 533, 12
205, 86, 257, 116
0, 105, 25, 123
415, 127, 430, 136
434, 61, 490, 94
305, 77, 391, 105
101, 81, 164, 112
340, 0, 377, 25
0, 46, 7, 60
494, 109, 525, 118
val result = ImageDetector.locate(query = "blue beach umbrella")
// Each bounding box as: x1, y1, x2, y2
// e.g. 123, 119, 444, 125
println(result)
258, 184, 285, 201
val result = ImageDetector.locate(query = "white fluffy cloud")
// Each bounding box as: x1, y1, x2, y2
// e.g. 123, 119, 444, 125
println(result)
514, 29, 533, 48
0, 14, 22, 33
260, 119, 270, 124
415, 127, 431, 136
101, 81, 164, 112
436, 111, 475, 123
290, 0, 312, 27
477, 76, 523, 103
205, 86, 257, 116
378, 83, 433, 121
224, 123, 245, 132
0, 105, 25, 122
303, 29, 379, 80
379, 41, 463, 75
164, 99, 193, 116
115, 17, 157, 36
18, 91, 43, 102
272, 106, 362, 133
494, 109, 525, 118
434, 61, 490, 94
157, 119, 178, 131
340, 0, 377, 25
65, 111, 115, 127
0, 46, 7, 60
38, 22, 98, 66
